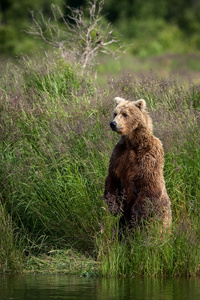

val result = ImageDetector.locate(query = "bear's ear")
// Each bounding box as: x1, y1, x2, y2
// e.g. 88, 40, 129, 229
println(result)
114, 97, 126, 107
134, 99, 146, 110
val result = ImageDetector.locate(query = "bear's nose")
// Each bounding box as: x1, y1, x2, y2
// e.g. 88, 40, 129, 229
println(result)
110, 121, 117, 131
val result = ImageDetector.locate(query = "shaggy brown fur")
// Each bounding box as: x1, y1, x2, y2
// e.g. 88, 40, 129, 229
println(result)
104, 97, 172, 230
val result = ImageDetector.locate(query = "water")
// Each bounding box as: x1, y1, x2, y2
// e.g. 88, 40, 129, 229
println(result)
1, 275, 200, 300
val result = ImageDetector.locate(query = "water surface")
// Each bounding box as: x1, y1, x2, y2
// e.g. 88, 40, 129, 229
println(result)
1, 274, 200, 300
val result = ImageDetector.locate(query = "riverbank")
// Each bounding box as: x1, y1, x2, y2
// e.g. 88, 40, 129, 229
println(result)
23, 250, 98, 276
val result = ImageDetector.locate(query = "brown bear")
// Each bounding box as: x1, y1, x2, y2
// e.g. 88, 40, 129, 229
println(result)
104, 97, 172, 231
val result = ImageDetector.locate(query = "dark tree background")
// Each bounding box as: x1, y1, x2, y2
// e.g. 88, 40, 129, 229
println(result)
0, 0, 200, 56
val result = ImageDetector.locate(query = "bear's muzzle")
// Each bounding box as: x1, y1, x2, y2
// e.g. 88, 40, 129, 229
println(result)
110, 121, 117, 131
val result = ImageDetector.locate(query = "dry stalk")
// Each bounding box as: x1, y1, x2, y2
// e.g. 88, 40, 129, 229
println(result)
26, 0, 127, 69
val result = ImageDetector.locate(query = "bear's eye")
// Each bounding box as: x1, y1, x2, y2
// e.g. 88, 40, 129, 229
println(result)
122, 113, 128, 118
113, 113, 117, 118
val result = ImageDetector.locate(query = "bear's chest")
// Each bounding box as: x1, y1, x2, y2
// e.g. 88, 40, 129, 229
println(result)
112, 147, 136, 181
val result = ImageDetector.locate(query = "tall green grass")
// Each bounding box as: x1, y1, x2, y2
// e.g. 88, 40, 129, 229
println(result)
0, 53, 107, 256
0, 52, 200, 276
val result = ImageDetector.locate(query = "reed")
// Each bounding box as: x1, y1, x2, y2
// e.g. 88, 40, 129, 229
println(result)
0, 203, 23, 273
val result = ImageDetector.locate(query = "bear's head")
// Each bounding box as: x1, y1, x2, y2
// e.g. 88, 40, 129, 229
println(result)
110, 97, 152, 135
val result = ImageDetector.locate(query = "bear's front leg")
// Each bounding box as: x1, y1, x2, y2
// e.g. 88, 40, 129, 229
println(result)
104, 173, 124, 216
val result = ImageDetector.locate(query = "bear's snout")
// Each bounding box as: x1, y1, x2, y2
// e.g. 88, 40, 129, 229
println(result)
110, 121, 117, 131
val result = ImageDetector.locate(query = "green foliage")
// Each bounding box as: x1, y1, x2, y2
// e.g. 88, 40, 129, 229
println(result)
1, 0, 200, 56
0, 0, 64, 56
118, 19, 184, 57
103, 0, 200, 35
